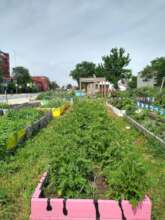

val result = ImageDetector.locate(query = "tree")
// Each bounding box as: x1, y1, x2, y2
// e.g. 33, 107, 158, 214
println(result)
66, 83, 73, 90
95, 64, 105, 77
128, 76, 137, 89
12, 66, 31, 89
141, 57, 165, 86
50, 81, 59, 90
70, 61, 96, 85
7, 80, 16, 93
102, 48, 131, 86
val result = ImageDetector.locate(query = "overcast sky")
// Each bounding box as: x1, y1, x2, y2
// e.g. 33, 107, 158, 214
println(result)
0, 0, 165, 85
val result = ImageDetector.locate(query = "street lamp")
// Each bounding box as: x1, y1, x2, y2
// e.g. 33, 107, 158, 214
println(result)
27, 83, 31, 101
15, 83, 18, 94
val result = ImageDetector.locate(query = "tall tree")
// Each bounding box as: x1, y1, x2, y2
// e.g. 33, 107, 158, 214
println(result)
102, 48, 131, 86
95, 64, 105, 77
141, 57, 165, 86
70, 61, 96, 85
12, 66, 31, 88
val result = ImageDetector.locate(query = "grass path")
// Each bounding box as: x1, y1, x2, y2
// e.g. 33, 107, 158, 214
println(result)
0, 120, 59, 220
0, 106, 164, 219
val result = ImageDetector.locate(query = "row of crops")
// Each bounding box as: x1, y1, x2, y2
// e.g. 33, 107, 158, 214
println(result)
43, 100, 149, 206
0, 108, 44, 155
0, 92, 71, 158
0, 94, 164, 219
109, 88, 165, 142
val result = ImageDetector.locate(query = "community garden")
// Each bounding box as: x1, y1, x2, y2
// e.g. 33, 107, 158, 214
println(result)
109, 88, 165, 143
0, 95, 164, 219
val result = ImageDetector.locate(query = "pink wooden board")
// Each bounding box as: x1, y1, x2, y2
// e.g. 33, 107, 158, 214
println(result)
30, 173, 152, 220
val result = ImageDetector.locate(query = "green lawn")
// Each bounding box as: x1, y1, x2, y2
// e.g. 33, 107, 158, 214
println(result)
0, 105, 164, 220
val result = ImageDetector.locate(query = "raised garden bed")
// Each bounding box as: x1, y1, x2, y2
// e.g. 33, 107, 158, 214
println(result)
107, 103, 165, 147
30, 172, 151, 220
125, 115, 165, 147
106, 103, 126, 117
0, 111, 52, 158
29, 100, 152, 220
0, 102, 41, 116
11, 101, 41, 109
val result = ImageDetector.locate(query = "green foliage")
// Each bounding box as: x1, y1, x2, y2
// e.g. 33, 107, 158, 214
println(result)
44, 100, 150, 205
109, 93, 137, 114
109, 88, 165, 141
134, 87, 159, 97
0, 100, 164, 219
0, 103, 9, 109
95, 64, 105, 77
104, 152, 150, 207
37, 91, 68, 100
49, 81, 59, 90
141, 57, 165, 86
132, 110, 165, 141
102, 48, 131, 86
70, 48, 132, 87
70, 61, 96, 85
7, 81, 16, 93
42, 98, 65, 108
46, 148, 93, 198
12, 66, 32, 89
0, 108, 43, 151
128, 76, 137, 89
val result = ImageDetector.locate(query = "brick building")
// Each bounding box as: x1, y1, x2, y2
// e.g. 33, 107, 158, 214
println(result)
0, 50, 10, 80
32, 76, 49, 91
0, 50, 50, 92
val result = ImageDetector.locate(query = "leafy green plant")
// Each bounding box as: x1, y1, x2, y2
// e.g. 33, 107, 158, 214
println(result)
0, 103, 10, 109
44, 100, 150, 206
41, 98, 65, 108
0, 108, 43, 154
104, 152, 150, 207
0, 99, 164, 219
109, 88, 165, 141
37, 91, 69, 100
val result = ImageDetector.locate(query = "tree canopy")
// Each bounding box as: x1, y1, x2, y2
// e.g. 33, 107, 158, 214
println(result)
70, 48, 132, 87
102, 48, 131, 86
12, 66, 31, 87
141, 57, 165, 86
70, 61, 96, 84
50, 81, 59, 90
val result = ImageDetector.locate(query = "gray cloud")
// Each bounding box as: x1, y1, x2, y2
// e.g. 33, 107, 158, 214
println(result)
0, 0, 165, 85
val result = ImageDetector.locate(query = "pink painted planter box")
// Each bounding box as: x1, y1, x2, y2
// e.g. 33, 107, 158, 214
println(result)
30, 173, 152, 220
